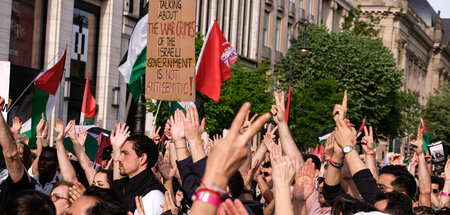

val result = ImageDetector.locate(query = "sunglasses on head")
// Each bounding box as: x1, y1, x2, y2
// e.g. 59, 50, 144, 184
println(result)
260, 171, 269, 177
433, 189, 439, 194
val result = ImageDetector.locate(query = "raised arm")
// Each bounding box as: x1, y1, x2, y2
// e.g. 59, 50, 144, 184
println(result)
110, 121, 130, 180
439, 159, 450, 209
271, 91, 303, 167
272, 156, 296, 215
190, 102, 270, 215
68, 125, 96, 185
0, 97, 26, 182
31, 113, 46, 176
54, 119, 78, 183
184, 106, 206, 163
170, 109, 189, 161
411, 127, 431, 207
361, 126, 378, 180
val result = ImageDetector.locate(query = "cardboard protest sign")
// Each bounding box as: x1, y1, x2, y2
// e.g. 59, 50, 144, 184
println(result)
146, 0, 196, 101
429, 141, 445, 164
0, 61, 10, 119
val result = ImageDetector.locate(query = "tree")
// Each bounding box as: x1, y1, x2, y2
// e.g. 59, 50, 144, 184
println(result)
423, 83, 450, 149
147, 32, 273, 135
275, 23, 415, 148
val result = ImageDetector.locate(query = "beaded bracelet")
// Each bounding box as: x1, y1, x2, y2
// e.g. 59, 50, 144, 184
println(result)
328, 158, 344, 168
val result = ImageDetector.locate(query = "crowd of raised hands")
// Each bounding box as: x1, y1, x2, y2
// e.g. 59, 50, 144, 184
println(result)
1, 88, 450, 215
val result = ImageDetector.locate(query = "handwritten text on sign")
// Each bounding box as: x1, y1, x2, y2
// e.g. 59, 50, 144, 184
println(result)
146, 0, 196, 101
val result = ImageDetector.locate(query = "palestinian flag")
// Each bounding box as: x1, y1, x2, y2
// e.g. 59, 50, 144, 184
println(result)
316, 126, 335, 143
80, 74, 96, 125
118, 3, 148, 102
421, 118, 431, 152
63, 125, 111, 162
17, 49, 67, 147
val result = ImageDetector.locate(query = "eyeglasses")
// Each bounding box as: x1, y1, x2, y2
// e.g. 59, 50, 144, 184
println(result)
433, 189, 439, 194
316, 177, 325, 184
50, 194, 69, 202
260, 171, 270, 177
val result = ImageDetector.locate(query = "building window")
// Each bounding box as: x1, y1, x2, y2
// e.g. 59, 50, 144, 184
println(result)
275, 17, 281, 51
263, 11, 269, 47
287, 23, 292, 49
68, 1, 100, 123
9, 0, 46, 69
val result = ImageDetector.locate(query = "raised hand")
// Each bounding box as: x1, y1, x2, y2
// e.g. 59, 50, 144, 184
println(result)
361, 126, 374, 154
410, 127, 424, 155
272, 156, 296, 187
161, 191, 178, 215
164, 119, 173, 140
445, 159, 450, 181
264, 123, 278, 141
134, 196, 146, 215
334, 117, 356, 149
266, 138, 282, 161
324, 134, 335, 161
333, 90, 347, 120
77, 126, 88, 148
202, 102, 271, 188
170, 109, 185, 141
184, 106, 203, 143
54, 119, 73, 141
68, 182, 86, 202
271, 91, 286, 124
156, 152, 176, 181
36, 113, 46, 136
148, 126, 161, 143
12, 117, 22, 133
240, 110, 258, 134
110, 121, 130, 148
221, 199, 249, 215
242, 159, 261, 190
388, 153, 403, 166
293, 158, 316, 201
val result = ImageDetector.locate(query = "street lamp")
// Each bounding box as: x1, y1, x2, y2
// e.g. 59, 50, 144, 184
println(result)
290, 19, 310, 57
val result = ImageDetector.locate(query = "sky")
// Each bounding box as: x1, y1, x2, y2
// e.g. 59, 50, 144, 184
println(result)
427, 0, 450, 18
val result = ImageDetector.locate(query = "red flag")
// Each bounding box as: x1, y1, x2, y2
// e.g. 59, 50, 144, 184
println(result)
196, 20, 238, 103
80, 74, 96, 124
34, 49, 67, 95
319, 142, 324, 161
313, 144, 319, 155
356, 118, 366, 137
286, 86, 292, 124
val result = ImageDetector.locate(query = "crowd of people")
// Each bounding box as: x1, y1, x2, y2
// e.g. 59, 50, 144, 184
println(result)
0, 91, 449, 215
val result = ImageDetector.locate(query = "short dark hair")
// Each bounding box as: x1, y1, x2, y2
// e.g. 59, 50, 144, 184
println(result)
126, 134, 158, 168
414, 206, 435, 215
18, 142, 32, 169
84, 186, 127, 215
303, 154, 321, 170
432, 176, 444, 191
228, 171, 244, 198
4, 190, 56, 215
98, 169, 113, 186
375, 191, 413, 215
42, 146, 58, 163
331, 196, 378, 215
380, 165, 417, 199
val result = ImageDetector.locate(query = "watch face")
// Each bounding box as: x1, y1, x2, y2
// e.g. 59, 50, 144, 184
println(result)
344, 146, 354, 153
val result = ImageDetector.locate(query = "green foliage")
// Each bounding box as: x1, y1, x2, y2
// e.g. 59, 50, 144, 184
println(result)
342, 5, 380, 37
423, 83, 450, 148
275, 24, 411, 148
203, 60, 273, 135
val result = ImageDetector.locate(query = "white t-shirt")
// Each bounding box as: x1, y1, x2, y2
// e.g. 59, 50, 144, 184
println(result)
135, 190, 166, 215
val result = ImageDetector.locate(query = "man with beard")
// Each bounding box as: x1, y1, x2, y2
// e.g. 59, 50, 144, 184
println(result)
110, 123, 165, 214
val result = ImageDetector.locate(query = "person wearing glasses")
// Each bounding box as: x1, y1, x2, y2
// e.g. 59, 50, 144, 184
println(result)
49, 181, 73, 215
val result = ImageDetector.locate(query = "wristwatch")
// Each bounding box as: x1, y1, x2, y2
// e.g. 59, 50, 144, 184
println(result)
342, 145, 356, 155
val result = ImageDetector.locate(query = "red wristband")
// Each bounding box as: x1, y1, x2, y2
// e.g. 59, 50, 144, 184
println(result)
441, 192, 450, 197
194, 190, 222, 207
366, 152, 375, 156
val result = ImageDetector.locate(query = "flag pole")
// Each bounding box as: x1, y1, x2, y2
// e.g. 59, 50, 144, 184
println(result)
152, 100, 162, 129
